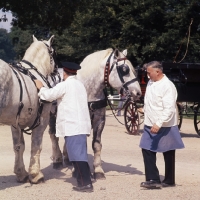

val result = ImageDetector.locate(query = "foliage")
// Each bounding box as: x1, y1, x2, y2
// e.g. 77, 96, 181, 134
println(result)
1, 0, 200, 64
8, 26, 32, 61
53, 0, 200, 64
0, 28, 15, 62
0, 0, 81, 32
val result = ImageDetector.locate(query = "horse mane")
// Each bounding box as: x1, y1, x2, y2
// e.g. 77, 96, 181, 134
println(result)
81, 48, 113, 68
22, 41, 53, 75
79, 48, 113, 78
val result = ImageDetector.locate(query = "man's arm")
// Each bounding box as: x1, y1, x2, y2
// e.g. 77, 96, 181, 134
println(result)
34, 79, 65, 102
34, 80, 44, 90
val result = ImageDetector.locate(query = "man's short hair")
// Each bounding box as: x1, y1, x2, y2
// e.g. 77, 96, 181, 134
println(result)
143, 61, 163, 72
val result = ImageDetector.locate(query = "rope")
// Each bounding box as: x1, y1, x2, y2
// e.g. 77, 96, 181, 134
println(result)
173, 18, 193, 63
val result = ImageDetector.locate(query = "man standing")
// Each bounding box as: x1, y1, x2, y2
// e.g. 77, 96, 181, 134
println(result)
139, 61, 184, 189
34, 62, 93, 192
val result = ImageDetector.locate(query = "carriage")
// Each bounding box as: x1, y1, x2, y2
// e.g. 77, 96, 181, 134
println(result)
109, 62, 200, 137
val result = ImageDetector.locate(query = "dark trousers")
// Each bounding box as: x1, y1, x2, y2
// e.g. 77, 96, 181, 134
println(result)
72, 161, 92, 187
142, 149, 175, 184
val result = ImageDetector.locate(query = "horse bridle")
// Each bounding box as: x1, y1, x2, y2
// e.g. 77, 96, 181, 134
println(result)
104, 50, 138, 95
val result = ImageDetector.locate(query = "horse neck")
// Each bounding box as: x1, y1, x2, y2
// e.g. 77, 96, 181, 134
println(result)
22, 44, 52, 76
77, 68, 106, 101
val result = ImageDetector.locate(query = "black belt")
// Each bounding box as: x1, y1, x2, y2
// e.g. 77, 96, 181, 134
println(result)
88, 99, 107, 111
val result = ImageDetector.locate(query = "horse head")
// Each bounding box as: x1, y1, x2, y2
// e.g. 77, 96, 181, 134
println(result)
105, 49, 141, 100
22, 35, 57, 77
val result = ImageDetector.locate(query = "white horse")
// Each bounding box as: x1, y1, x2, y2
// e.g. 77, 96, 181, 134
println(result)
0, 35, 59, 183
49, 48, 141, 179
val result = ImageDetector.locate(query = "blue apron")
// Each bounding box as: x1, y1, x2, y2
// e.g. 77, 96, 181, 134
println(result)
140, 125, 185, 152
65, 134, 88, 162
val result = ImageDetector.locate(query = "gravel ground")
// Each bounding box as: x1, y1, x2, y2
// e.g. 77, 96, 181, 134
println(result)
0, 110, 200, 200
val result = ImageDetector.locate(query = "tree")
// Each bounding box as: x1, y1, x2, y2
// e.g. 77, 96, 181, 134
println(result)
54, 0, 200, 64
0, 0, 81, 32
2, 0, 200, 64
0, 28, 15, 62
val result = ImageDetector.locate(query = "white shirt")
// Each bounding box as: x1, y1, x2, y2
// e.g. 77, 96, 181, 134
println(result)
144, 75, 177, 127
38, 76, 91, 137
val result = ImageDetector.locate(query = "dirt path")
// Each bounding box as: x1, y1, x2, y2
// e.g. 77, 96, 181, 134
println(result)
0, 111, 200, 200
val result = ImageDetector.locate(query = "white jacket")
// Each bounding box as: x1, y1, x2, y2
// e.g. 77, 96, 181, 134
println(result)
144, 75, 177, 127
38, 76, 91, 137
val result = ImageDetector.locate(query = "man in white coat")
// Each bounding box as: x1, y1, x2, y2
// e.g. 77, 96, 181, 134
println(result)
34, 62, 93, 192
139, 61, 184, 189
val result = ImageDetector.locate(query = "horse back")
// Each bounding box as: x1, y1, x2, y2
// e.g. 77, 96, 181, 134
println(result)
0, 60, 13, 113
0, 59, 41, 127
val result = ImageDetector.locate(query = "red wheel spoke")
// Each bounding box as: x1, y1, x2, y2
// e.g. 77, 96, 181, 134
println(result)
124, 101, 140, 135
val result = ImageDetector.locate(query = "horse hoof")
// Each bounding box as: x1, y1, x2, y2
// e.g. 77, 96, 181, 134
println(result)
53, 162, 63, 169
17, 175, 29, 183
31, 177, 45, 184
94, 173, 106, 180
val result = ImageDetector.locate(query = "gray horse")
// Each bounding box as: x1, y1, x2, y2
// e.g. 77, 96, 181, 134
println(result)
0, 35, 58, 183
49, 48, 141, 179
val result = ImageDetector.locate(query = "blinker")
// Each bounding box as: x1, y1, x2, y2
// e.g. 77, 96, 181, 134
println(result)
118, 64, 130, 76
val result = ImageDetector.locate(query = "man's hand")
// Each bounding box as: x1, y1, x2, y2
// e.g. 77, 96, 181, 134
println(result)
34, 80, 44, 90
150, 124, 160, 134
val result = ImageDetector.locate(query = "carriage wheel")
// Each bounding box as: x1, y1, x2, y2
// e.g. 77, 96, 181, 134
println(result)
194, 103, 200, 136
124, 101, 140, 135
177, 103, 183, 130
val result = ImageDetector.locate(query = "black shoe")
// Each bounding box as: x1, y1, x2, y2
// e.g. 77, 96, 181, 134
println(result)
140, 180, 162, 189
73, 184, 94, 192
90, 174, 96, 183
162, 182, 176, 187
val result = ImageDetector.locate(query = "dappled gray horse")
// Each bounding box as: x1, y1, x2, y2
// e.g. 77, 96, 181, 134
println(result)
50, 48, 141, 179
0, 35, 59, 183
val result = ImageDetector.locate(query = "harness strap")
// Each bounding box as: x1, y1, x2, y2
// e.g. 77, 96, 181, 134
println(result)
88, 99, 107, 111
22, 99, 45, 135
9, 65, 24, 150
123, 77, 138, 89
21, 60, 52, 88
104, 51, 114, 87
9, 65, 24, 118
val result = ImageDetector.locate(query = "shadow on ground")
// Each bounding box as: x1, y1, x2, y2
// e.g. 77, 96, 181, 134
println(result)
180, 131, 199, 138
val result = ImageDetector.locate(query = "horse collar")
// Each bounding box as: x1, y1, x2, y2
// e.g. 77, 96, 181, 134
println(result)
104, 51, 114, 87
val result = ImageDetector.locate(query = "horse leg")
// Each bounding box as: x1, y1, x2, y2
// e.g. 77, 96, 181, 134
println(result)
92, 108, 106, 179
28, 128, 45, 184
49, 108, 63, 169
11, 126, 29, 183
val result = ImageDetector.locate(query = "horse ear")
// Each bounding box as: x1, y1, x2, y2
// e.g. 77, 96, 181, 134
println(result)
32, 35, 38, 42
47, 35, 55, 46
122, 49, 127, 56
114, 49, 119, 57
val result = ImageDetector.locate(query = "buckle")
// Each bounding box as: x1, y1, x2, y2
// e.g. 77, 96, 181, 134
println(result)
89, 102, 95, 111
